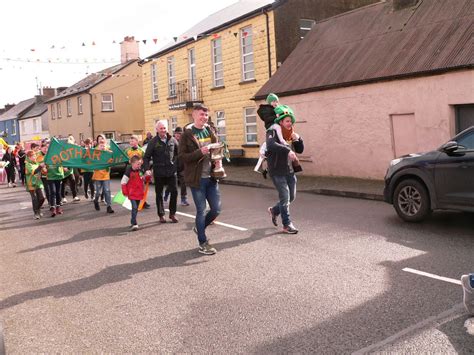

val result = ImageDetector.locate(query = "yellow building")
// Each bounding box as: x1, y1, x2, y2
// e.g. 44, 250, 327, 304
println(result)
141, 0, 378, 161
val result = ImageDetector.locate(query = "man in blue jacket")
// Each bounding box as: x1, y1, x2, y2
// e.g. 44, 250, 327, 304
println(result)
266, 105, 304, 234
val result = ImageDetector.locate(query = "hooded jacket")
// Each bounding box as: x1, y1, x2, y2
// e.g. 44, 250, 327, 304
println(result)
143, 133, 178, 177
25, 157, 44, 191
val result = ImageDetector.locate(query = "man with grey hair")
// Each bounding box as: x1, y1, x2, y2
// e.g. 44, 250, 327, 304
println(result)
143, 120, 179, 223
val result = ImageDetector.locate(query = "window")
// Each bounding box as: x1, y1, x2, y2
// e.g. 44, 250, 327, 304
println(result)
51, 104, 56, 119
167, 57, 176, 97
66, 99, 72, 116
188, 48, 197, 100
78, 96, 83, 114
240, 26, 254, 81
57, 102, 62, 118
11, 122, 16, 136
244, 107, 257, 143
212, 38, 224, 87
456, 131, 474, 150
455, 104, 474, 133
170, 116, 178, 133
20, 121, 26, 134
101, 94, 114, 111
151, 63, 159, 101
33, 118, 39, 132
216, 111, 226, 142
300, 19, 315, 39
104, 132, 115, 140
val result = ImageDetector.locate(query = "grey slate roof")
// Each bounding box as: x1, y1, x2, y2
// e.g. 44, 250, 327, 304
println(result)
47, 60, 137, 102
0, 98, 36, 122
19, 97, 48, 120
147, 0, 275, 58
255, 0, 474, 99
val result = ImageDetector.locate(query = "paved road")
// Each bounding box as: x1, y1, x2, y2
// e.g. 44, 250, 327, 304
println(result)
0, 180, 473, 353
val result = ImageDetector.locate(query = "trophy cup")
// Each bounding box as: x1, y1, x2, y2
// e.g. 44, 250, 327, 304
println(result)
207, 142, 227, 178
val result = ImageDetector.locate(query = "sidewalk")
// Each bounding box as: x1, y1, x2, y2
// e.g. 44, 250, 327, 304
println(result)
221, 165, 385, 201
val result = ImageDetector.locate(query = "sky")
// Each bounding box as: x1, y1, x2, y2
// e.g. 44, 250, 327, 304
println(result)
0, 0, 239, 106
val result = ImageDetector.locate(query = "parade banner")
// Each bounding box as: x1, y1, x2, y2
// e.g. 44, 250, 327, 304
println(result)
0, 137, 8, 149
112, 190, 132, 210
44, 137, 128, 170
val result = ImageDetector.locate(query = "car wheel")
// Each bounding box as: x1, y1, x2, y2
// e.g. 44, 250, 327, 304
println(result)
393, 179, 431, 222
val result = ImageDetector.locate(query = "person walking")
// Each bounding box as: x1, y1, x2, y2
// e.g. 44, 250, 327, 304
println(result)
81, 138, 95, 200
179, 105, 222, 255
164, 126, 189, 206
143, 120, 179, 223
36, 142, 51, 208
125, 135, 150, 209
93, 143, 114, 214
25, 150, 46, 219
17, 143, 26, 186
60, 166, 80, 203
46, 158, 64, 217
121, 155, 150, 231
2, 146, 16, 187
266, 105, 304, 234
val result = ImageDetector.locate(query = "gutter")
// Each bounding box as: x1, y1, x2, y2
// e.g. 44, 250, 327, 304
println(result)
264, 9, 272, 78
87, 92, 95, 139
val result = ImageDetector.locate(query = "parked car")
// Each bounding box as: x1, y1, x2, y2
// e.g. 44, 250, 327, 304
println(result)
384, 126, 474, 222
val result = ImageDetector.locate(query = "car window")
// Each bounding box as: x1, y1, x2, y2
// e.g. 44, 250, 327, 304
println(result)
456, 131, 474, 150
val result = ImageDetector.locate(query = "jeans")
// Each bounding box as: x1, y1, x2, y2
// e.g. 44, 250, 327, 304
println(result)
155, 175, 178, 216
29, 188, 45, 213
270, 174, 297, 227
190, 177, 221, 245
130, 199, 140, 225
94, 180, 111, 206
47, 180, 62, 208
61, 174, 77, 198
41, 177, 50, 205
83, 172, 95, 198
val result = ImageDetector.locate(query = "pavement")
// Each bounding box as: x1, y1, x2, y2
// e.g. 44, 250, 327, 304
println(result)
221, 164, 385, 201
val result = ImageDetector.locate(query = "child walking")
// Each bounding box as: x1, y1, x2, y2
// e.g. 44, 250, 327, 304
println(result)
93, 143, 114, 214
121, 155, 150, 231
25, 150, 46, 219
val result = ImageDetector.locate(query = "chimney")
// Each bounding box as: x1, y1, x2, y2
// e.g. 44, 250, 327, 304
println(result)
120, 36, 140, 63
4, 104, 15, 112
42, 87, 56, 99
57, 87, 68, 94
393, 0, 419, 11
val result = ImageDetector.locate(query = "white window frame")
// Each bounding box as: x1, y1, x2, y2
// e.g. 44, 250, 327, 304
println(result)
151, 63, 159, 101
167, 57, 176, 97
57, 102, 62, 118
11, 122, 16, 136
101, 94, 114, 112
216, 111, 226, 142
211, 38, 224, 87
244, 107, 257, 143
77, 96, 83, 114
104, 131, 115, 140
240, 26, 254, 81
51, 104, 56, 119
66, 99, 72, 116
299, 19, 316, 39
188, 48, 197, 100
33, 118, 39, 133
20, 120, 26, 134
170, 116, 178, 133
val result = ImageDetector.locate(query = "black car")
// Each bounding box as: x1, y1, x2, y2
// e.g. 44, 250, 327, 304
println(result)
384, 126, 474, 222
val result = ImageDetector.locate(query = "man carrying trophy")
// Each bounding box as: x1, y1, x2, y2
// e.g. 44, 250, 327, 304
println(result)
179, 104, 223, 255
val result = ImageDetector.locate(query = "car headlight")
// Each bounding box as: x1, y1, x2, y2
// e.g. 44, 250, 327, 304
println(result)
390, 158, 403, 167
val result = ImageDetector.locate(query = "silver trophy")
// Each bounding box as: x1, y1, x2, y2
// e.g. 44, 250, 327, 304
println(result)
207, 142, 227, 178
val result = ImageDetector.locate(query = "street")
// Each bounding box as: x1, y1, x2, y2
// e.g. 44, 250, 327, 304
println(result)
1, 180, 473, 353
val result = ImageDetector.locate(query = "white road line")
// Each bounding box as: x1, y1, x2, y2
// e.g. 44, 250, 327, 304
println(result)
402, 267, 462, 285
167, 209, 248, 231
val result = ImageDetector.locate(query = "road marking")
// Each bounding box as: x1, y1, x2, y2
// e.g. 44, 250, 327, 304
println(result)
168, 210, 248, 231
402, 267, 462, 285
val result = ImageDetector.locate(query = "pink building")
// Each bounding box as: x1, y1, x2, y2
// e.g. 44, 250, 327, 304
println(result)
255, 0, 474, 179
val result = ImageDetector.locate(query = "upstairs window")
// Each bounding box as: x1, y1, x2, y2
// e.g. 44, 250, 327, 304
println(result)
240, 26, 254, 81
101, 94, 114, 111
57, 102, 62, 118
212, 38, 224, 87
167, 57, 176, 97
77, 96, 83, 114
300, 19, 315, 39
66, 99, 72, 116
151, 63, 159, 101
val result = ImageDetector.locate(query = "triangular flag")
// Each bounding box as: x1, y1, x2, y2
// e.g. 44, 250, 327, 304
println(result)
212, 34, 219, 39
50, 45, 55, 49
153, 38, 157, 44
30, 49, 35, 52
173, 37, 178, 42
233, 32, 238, 37
92, 41, 96, 45
113, 40, 116, 44
112, 190, 132, 210
142, 39, 147, 44
82, 42, 86, 46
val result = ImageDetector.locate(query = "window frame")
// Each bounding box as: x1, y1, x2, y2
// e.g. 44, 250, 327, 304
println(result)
101, 94, 114, 112
170, 116, 178, 133
167, 57, 176, 97
211, 38, 224, 88
240, 26, 255, 81
244, 107, 258, 144
151, 63, 159, 101
66, 99, 72, 117
299, 18, 316, 39
77, 96, 83, 115
215, 110, 226, 142
51, 104, 56, 119
11, 122, 17, 136
57, 102, 62, 118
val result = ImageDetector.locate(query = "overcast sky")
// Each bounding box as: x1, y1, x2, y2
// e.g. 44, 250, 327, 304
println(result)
0, 0, 238, 105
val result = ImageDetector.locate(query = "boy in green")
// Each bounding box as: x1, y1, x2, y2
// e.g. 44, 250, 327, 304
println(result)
47, 158, 65, 217
25, 150, 46, 219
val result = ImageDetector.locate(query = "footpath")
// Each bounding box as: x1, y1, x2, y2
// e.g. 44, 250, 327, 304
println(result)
221, 165, 385, 201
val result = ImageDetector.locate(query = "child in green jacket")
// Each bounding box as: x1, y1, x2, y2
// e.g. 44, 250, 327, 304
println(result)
25, 150, 46, 219
47, 159, 65, 217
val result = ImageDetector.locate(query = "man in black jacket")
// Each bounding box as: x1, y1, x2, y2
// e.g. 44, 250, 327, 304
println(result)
143, 120, 179, 223
266, 105, 304, 234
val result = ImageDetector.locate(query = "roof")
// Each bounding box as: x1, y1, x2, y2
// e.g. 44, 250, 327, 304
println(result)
255, 0, 474, 99
146, 0, 275, 59
47, 60, 137, 102
19, 97, 48, 120
0, 98, 35, 122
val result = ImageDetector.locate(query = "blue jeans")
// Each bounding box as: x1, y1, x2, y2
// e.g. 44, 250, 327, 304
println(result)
94, 180, 111, 206
47, 180, 62, 208
191, 177, 221, 245
130, 200, 140, 225
270, 174, 297, 227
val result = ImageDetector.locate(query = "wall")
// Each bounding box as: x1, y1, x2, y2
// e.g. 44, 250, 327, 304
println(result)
0, 119, 19, 144
18, 112, 49, 142
92, 62, 144, 142
257, 70, 474, 179
142, 11, 277, 158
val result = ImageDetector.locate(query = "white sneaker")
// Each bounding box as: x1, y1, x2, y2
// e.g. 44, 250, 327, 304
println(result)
461, 275, 474, 315
61, 198, 68, 204
131, 225, 139, 231
73, 196, 80, 202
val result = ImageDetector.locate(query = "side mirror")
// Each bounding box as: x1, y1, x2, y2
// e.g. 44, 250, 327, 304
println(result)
440, 141, 459, 154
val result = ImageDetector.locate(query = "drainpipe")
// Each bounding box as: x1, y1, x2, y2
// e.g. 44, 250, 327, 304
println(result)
263, 9, 272, 78
87, 92, 95, 139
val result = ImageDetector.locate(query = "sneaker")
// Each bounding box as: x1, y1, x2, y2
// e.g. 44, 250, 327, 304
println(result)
144, 202, 151, 209
282, 224, 298, 234
180, 199, 190, 206
106, 206, 114, 214
268, 207, 278, 227
169, 214, 179, 223
50, 207, 56, 217
73, 196, 80, 202
199, 242, 217, 255
159, 216, 166, 223
84, 193, 89, 200
94, 201, 100, 211
61, 197, 67, 204
461, 274, 474, 315
8, 182, 12, 187
56, 207, 63, 215
131, 224, 139, 231
34, 213, 41, 220
12, 183, 16, 187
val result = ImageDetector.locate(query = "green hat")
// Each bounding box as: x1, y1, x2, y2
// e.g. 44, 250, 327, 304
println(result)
274, 105, 295, 124
266, 93, 279, 104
